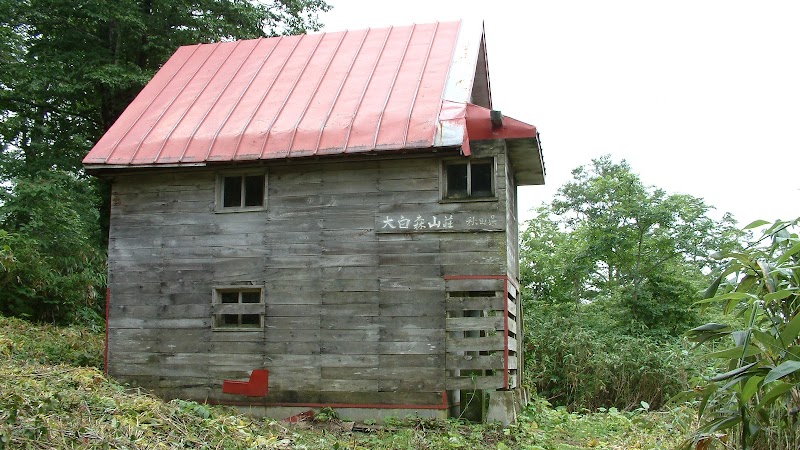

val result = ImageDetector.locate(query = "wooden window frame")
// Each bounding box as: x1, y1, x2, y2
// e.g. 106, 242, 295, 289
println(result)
215, 170, 268, 212
440, 157, 497, 202
211, 286, 265, 331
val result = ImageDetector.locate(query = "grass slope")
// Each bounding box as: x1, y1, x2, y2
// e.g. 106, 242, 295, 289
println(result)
0, 316, 693, 449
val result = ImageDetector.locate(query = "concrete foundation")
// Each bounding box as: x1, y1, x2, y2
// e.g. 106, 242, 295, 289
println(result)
486, 388, 528, 425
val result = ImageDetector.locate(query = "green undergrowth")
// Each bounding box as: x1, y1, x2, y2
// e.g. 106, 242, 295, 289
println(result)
0, 315, 695, 448
0, 315, 104, 368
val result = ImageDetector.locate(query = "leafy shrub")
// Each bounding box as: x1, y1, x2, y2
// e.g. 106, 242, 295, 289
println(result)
0, 171, 106, 326
523, 302, 698, 411
0, 315, 103, 368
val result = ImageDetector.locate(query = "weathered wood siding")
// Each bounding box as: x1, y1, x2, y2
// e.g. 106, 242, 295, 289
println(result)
107, 141, 517, 406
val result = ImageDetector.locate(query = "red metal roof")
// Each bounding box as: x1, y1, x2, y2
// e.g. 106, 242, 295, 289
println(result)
83, 21, 544, 184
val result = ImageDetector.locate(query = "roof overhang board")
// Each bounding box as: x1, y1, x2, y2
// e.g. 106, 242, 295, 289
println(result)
507, 137, 545, 185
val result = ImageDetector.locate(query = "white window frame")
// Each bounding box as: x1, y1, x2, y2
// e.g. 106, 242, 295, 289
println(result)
215, 170, 268, 212
441, 157, 497, 201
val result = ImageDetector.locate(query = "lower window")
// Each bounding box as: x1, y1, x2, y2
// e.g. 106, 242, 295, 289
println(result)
212, 287, 264, 330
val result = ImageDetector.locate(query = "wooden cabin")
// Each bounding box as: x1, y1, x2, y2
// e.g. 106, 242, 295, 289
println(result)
84, 20, 545, 423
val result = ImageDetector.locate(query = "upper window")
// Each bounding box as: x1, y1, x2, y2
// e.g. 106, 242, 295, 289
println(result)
443, 158, 495, 200
212, 287, 264, 330
217, 172, 266, 211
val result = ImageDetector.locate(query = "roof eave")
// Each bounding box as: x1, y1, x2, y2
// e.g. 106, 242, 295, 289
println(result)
507, 135, 545, 185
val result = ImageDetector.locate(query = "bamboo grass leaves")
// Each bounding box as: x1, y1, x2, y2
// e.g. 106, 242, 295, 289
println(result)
685, 218, 800, 450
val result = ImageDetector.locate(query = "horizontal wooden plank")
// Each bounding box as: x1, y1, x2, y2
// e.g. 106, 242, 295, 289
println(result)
446, 354, 504, 371
507, 282, 518, 299
266, 304, 378, 317
507, 318, 517, 335
446, 297, 504, 312
508, 356, 518, 370
445, 316, 504, 332
264, 316, 321, 330
321, 329, 380, 341
320, 367, 441, 381
507, 298, 517, 316
378, 378, 445, 392
445, 278, 504, 292
264, 341, 321, 355
379, 302, 444, 317
319, 341, 378, 355
378, 341, 442, 355
109, 317, 210, 329
380, 327, 443, 342
379, 278, 444, 291
445, 335, 504, 352
379, 354, 444, 368
441, 264, 505, 277
445, 374, 505, 390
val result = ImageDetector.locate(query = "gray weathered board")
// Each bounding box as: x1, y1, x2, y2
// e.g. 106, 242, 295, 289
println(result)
106, 141, 522, 406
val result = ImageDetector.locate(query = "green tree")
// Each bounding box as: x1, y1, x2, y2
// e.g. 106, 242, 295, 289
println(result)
522, 156, 741, 336
0, 0, 330, 325
0, 0, 330, 179
0, 171, 106, 325
520, 157, 742, 410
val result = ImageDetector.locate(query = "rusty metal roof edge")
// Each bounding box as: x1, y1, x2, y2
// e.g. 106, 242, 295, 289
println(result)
86, 145, 464, 172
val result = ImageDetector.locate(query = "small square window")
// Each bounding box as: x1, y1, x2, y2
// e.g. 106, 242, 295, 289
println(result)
213, 287, 264, 330
443, 159, 495, 200
218, 172, 266, 211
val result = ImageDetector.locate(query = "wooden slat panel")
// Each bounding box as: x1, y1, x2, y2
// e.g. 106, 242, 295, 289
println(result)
444, 278, 504, 292
446, 354, 504, 371
507, 336, 518, 352
507, 356, 518, 370
446, 316, 504, 332
507, 297, 517, 317
445, 335, 504, 352
507, 282, 517, 299
446, 296, 504, 312
506, 318, 517, 335
445, 374, 505, 390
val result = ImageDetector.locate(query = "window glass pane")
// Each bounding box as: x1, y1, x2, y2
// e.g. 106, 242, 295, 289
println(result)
244, 175, 265, 207
241, 314, 260, 327
471, 162, 493, 198
220, 292, 239, 303
220, 314, 238, 326
223, 176, 242, 207
446, 163, 468, 198
241, 291, 260, 303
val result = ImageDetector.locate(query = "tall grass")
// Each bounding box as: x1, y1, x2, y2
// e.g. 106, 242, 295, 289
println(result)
523, 304, 698, 411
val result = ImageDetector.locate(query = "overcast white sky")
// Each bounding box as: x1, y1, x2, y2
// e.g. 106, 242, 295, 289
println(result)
320, 0, 800, 226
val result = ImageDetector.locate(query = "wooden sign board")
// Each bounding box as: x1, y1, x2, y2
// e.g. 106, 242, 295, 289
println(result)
375, 212, 504, 233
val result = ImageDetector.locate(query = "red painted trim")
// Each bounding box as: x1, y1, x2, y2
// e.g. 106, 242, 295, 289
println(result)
104, 287, 110, 375
208, 391, 449, 410
222, 369, 269, 397
503, 278, 510, 389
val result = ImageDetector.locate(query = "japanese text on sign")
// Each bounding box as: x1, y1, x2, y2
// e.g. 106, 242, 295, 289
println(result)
376, 213, 501, 233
